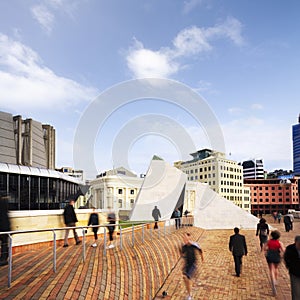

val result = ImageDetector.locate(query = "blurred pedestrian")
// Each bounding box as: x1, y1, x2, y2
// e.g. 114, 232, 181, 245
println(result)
0, 192, 11, 266
264, 230, 285, 286
174, 208, 181, 229
152, 206, 161, 229
181, 232, 204, 300
256, 218, 269, 251
284, 236, 300, 300
63, 199, 81, 247
88, 207, 99, 248
277, 212, 282, 224
107, 207, 116, 249
229, 227, 248, 277
284, 215, 292, 232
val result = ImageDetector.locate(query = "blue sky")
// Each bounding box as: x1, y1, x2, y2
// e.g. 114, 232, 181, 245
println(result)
0, 0, 299, 178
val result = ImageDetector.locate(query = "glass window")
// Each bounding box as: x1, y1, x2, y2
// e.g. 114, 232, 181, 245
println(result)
8, 174, 19, 210
118, 189, 123, 194
118, 199, 122, 208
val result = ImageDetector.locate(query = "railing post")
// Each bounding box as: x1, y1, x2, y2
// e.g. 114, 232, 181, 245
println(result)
103, 227, 107, 256
131, 225, 134, 247
82, 228, 86, 262
119, 226, 123, 250
53, 230, 56, 272
142, 224, 144, 243
8, 234, 12, 288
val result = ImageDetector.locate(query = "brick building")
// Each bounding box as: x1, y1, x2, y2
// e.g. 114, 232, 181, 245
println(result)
244, 177, 300, 215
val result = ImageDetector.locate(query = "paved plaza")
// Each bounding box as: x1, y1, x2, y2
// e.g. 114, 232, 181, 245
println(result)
0, 217, 299, 300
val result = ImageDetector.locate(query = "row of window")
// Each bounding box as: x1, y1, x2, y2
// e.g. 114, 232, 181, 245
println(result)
253, 186, 297, 190
252, 192, 296, 197
118, 198, 135, 208
253, 198, 293, 203
117, 189, 135, 195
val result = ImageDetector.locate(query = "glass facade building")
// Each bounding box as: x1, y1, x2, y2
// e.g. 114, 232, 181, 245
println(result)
0, 163, 83, 210
293, 114, 300, 175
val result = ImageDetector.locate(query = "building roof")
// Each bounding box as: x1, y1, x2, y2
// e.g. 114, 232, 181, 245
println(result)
0, 162, 84, 184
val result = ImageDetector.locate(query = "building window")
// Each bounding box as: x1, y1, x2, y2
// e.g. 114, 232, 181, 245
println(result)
118, 189, 123, 194
286, 198, 290, 202
272, 199, 275, 202
118, 199, 122, 208
195, 176, 198, 180
130, 189, 135, 195
130, 199, 134, 207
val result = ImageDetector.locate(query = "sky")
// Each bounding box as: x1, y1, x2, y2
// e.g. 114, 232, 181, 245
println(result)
0, 0, 300, 179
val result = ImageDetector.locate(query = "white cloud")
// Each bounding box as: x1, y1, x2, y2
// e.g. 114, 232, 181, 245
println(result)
126, 17, 244, 78
0, 33, 97, 112
31, 4, 55, 34
228, 107, 244, 115
251, 103, 264, 110
126, 40, 179, 78
183, 0, 204, 14
30, 0, 81, 33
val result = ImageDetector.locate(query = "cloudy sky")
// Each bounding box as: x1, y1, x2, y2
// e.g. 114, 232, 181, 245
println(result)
0, 0, 299, 178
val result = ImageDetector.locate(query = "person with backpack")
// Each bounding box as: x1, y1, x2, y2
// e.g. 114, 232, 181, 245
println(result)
88, 207, 99, 248
256, 218, 269, 251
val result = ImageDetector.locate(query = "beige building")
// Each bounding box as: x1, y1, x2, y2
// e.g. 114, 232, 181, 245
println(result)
174, 149, 251, 212
89, 167, 143, 211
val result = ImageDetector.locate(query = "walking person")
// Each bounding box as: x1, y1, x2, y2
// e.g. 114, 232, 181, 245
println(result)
256, 218, 270, 251
152, 206, 161, 229
229, 227, 248, 277
174, 208, 181, 230
0, 192, 11, 266
88, 207, 99, 248
284, 236, 300, 300
264, 230, 285, 293
63, 199, 81, 247
284, 214, 292, 232
181, 232, 204, 300
106, 207, 116, 249
277, 212, 282, 224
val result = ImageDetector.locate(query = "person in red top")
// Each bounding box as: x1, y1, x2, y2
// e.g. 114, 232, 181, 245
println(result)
264, 230, 285, 286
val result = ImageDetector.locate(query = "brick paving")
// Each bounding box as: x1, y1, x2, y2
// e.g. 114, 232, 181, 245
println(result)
0, 219, 298, 300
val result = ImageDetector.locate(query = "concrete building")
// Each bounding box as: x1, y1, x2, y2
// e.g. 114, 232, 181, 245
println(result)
130, 157, 258, 229
0, 111, 55, 169
89, 167, 143, 211
293, 114, 300, 175
240, 159, 264, 179
244, 177, 300, 215
174, 149, 251, 212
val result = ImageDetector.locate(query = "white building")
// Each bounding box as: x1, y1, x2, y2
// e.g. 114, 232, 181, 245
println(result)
239, 159, 264, 179
174, 149, 251, 212
89, 167, 143, 211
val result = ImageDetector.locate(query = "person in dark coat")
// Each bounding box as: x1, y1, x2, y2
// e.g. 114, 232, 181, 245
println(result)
256, 218, 270, 251
88, 207, 99, 248
152, 206, 161, 229
229, 227, 248, 277
284, 236, 300, 300
0, 192, 11, 266
63, 199, 81, 247
284, 214, 292, 232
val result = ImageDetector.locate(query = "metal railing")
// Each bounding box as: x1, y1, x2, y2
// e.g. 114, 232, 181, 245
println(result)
0, 216, 194, 288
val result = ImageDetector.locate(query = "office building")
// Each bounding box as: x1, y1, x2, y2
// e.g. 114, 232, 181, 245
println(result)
174, 149, 251, 212
293, 114, 300, 175
244, 177, 300, 215
0, 111, 55, 169
240, 159, 264, 179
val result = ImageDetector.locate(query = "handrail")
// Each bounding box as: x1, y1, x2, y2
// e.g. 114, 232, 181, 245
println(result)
0, 216, 194, 288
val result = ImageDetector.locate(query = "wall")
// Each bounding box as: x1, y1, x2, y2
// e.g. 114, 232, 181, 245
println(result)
8, 209, 109, 247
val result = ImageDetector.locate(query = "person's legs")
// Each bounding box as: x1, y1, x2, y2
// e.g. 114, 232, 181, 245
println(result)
0, 235, 8, 261
274, 264, 279, 282
290, 273, 300, 300
72, 228, 79, 243
64, 228, 70, 246
233, 255, 241, 276
93, 229, 98, 241
183, 275, 192, 297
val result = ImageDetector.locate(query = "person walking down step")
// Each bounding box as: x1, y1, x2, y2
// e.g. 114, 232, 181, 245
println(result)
0, 192, 11, 266
229, 227, 248, 277
181, 232, 204, 300
88, 207, 99, 248
63, 199, 81, 247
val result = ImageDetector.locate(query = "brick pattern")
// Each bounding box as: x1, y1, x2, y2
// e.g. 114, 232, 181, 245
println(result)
0, 219, 298, 300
